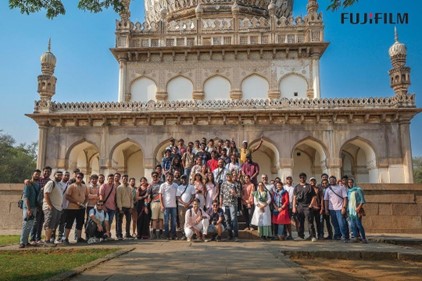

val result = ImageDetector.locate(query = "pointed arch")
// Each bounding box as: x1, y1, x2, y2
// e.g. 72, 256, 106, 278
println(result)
65, 139, 100, 177
109, 138, 144, 179
130, 76, 157, 102
203, 75, 231, 100
291, 137, 329, 179
153, 137, 176, 166
166, 75, 194, 101
340, 136, 378, 183
279, 73, 309, 99
249, 137, 280, 178
241, 73, 269, 100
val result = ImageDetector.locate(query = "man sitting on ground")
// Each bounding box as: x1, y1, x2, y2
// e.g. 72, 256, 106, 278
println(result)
86, 200, 110, 244
184, 199, 209, 242
206, 199, 225, 242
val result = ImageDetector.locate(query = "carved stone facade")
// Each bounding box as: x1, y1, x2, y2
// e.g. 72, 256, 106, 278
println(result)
27, 0, 420, 183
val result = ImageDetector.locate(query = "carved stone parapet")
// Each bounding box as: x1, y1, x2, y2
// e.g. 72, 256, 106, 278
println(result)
230, 90, 242, 100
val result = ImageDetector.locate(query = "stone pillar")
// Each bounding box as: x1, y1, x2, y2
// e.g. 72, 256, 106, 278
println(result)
37, 125, 48, 169
144, 157, 155, 178
99, 126, 110, 175
118, 58, 128, 102
280, 157, 293, 181
311, 54, 320, 98
327, 158, 342, 179
399, 120, 414, 183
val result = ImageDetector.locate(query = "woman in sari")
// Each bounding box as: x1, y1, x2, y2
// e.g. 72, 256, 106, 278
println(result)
136, 177, 151, 239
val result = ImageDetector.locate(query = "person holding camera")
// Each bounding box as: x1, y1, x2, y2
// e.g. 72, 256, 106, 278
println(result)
206, 199, 225, 241
19, 169, 41, 248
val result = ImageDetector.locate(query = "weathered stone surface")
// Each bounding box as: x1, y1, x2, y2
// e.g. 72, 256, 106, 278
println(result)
366, 194, 415, 204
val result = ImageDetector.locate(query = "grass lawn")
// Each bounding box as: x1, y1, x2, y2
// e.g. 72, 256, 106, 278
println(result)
0, 248, 118, 281
0, 235, 19, 246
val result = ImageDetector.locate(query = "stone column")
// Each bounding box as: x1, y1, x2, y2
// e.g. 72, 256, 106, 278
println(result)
399, 120, 414, 183
37, 125, 48, 169
280, 157, 293, 181
327, 158, 342, 179
118, 58, 128, 102
311, 53, 320, 99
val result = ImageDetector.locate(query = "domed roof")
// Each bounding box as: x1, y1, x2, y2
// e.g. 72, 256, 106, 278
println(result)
389, 28, 407, 57
40, 39, 56, 67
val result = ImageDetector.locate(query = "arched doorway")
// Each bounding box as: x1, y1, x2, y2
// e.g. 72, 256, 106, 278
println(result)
66, 140, 100, 178
292, 138, 328, 181
110, 139, 144, 180
248, 138, 280, 179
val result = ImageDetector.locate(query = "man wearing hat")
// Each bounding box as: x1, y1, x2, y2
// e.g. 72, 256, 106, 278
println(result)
239, 137, 263, 164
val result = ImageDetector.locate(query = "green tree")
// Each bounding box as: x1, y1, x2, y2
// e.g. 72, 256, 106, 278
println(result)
413, 157, 422, 184
9, 0, 360, 19
0, 131, 37, 183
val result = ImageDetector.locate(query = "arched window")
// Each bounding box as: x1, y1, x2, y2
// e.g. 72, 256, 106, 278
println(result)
204, 76, 231, 100
279, 74, 307, 99
241, 75, 269, 100
131, 77, 157, 102
167, 76, 193, 101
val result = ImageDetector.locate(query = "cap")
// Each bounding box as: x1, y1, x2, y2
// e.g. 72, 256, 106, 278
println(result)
242, 140, 248, 143
309, 177, 316, 181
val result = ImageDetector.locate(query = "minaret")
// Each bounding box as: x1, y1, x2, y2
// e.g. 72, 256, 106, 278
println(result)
37, 39, 57, 104
389, 27, 411, 96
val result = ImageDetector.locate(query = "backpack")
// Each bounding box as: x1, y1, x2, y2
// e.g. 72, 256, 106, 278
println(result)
37, 180, 55, 208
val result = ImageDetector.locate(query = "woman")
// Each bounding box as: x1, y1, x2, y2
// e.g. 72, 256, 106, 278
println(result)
136, 177, 151, 239
241, 175, 255, 230
193, 173, 206, 210
272, 181, 291, 240
347, 178, 368, 243
205, 172, 218, 210
190, 157, 202, 184
251, 182, 272, 240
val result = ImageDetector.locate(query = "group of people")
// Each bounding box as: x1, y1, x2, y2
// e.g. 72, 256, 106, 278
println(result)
18, 137, 368, 247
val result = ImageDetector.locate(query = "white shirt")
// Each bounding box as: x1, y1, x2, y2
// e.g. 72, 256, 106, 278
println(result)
324, 184, 348, 211
43, 180, 65, 211
89, 207, 109, 223
159, 181, 178, 208
177, 184, 195, 206
213, 167, 229, 184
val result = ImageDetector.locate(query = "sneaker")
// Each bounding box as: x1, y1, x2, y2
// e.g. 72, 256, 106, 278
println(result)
29, 240, 37, 246
54, 239, 63, 244
77, 238, 86, 243
124, 235, 133, 240
361, 239, 368, 244
181, 235, 187, 241
311, 237, 317, 242
44, 240, 57, 247
351, 238, 359, 243
63, 239, 70, 246
87, 237, 96, 245
19, 243, 25, 249
234, 237, 240, 242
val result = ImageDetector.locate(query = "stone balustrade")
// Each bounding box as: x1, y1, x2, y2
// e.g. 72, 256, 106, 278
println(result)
33, 95, 416, 114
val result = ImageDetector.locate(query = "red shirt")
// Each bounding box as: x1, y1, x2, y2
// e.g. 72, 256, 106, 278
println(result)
207, 159, 219, 172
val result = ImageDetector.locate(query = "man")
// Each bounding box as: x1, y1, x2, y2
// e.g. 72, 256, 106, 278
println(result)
181, 145, 195, 178
150, 171, 164, 239
129, 177, 138, 238
162, 149, 173, 176
63, 172, 88, 245
239, 137, 263, 164
30, 166, 52, 244
98, 174, 105, 186
320, 178, 333, 240
283, 176, 295, 240
219, 173, 240, 241
241, 155, 260, 187
292, 172, 316, 241
173, 170, 182, 185
86, 200, 110, 244
159, 172, 179, 240
99, 174, 116, 239
19, 169, 41, 248
42, 171, 64, 247
207, 199, 225, 242
55, 171, 70, 243
213, 159, 229, 186
308, 177, 323, 240
184, 199, 210, 242
177, 138, 187, 156
166, 137, 176, 151
196, 142, 210, 166
324, 175, 349, 242
225, 154, 240, 174
116, 174, 133, 240
177, 175, 195, 240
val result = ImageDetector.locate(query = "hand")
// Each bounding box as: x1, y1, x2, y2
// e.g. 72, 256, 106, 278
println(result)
161, 206, 165, 212
292, 207, 297, 214
341, 208, 346, 216
97, 225, 103, 232
24, 179, 30, 185
26, 209, 32, 217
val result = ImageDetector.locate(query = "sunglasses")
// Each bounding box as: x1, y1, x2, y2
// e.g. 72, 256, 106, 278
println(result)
76, 176, 83, 179
97, 204, 103, 206
212, 204, 218, 206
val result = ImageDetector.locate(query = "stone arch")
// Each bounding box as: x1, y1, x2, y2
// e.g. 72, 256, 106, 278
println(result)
279, 73, 309, 99
340, 137, 378, 183
241, 74, 269, 100
249, 137, 280, 179
291, 137, 329, 180
110, 138, 144, 180
65, 139, 100, 177
166, 75, 194, 101
203, 75, 231, 100
130, 76, 157, 102
153, 138, 175, 166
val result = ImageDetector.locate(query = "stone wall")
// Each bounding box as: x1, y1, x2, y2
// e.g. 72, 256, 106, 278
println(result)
1, 183, 421, 233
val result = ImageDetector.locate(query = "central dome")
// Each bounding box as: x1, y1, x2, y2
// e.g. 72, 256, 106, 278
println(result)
145, 0, 293, 23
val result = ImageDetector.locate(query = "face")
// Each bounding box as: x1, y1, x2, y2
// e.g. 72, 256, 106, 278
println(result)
231, 155, 236, 162
166, 173, 174, 183
347, 180, 354, 187
43, 168, 52, 178
107, 176, 113, 184
329, 177, 336, 185
226, 174, 232, 182
299, 175, 306, 183
321, 180, 328, 188
321, 174, 328, 181
122, 176, 128, 184
96, 202, 104, 210
155, 166, 162, 173
91, 177, 98, 185
129, 178, 136, 186
261, 175, 268, 183
212, 202, 218, 211
258, 182, 264, 191
98, 175, 105, 184
76, 174, 83, 183
218, 159, 224, 168
63, 172, 70, 182
114, 174, 121, 183
32, 171, 41, 181
244, 175, 250, 183
174, 171, 181, 179
242, 142, 247, 148
286, 177, 292, 185
152, 173, 159, 181
276, 182, 283, 190
310, 179, 316, 186
192, 200, 199, 209
341, 178, 347, 185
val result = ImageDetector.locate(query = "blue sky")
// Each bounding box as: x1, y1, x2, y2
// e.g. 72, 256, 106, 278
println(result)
0, 0, 421, 156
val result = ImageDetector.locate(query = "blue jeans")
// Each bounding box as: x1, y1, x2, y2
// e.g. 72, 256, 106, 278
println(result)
329, 210, 349, 240
276, 224, 285, 236
223, 205, 238, 238
164, 207, 177, 238
350, 216, 366, 240
20, 208, 37, 245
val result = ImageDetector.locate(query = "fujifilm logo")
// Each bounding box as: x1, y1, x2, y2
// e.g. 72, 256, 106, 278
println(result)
341, 13, 409, 24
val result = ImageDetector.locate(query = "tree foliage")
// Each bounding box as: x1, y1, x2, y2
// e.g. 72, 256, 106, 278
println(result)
414, 157, 422, 184
0, 131, 37, 183
9, 0, 359, 19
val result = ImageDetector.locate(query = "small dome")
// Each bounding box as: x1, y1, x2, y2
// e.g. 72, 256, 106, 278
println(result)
160, 7, 168, 18
389, 28, 407, 57
40, 39, 56, 67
